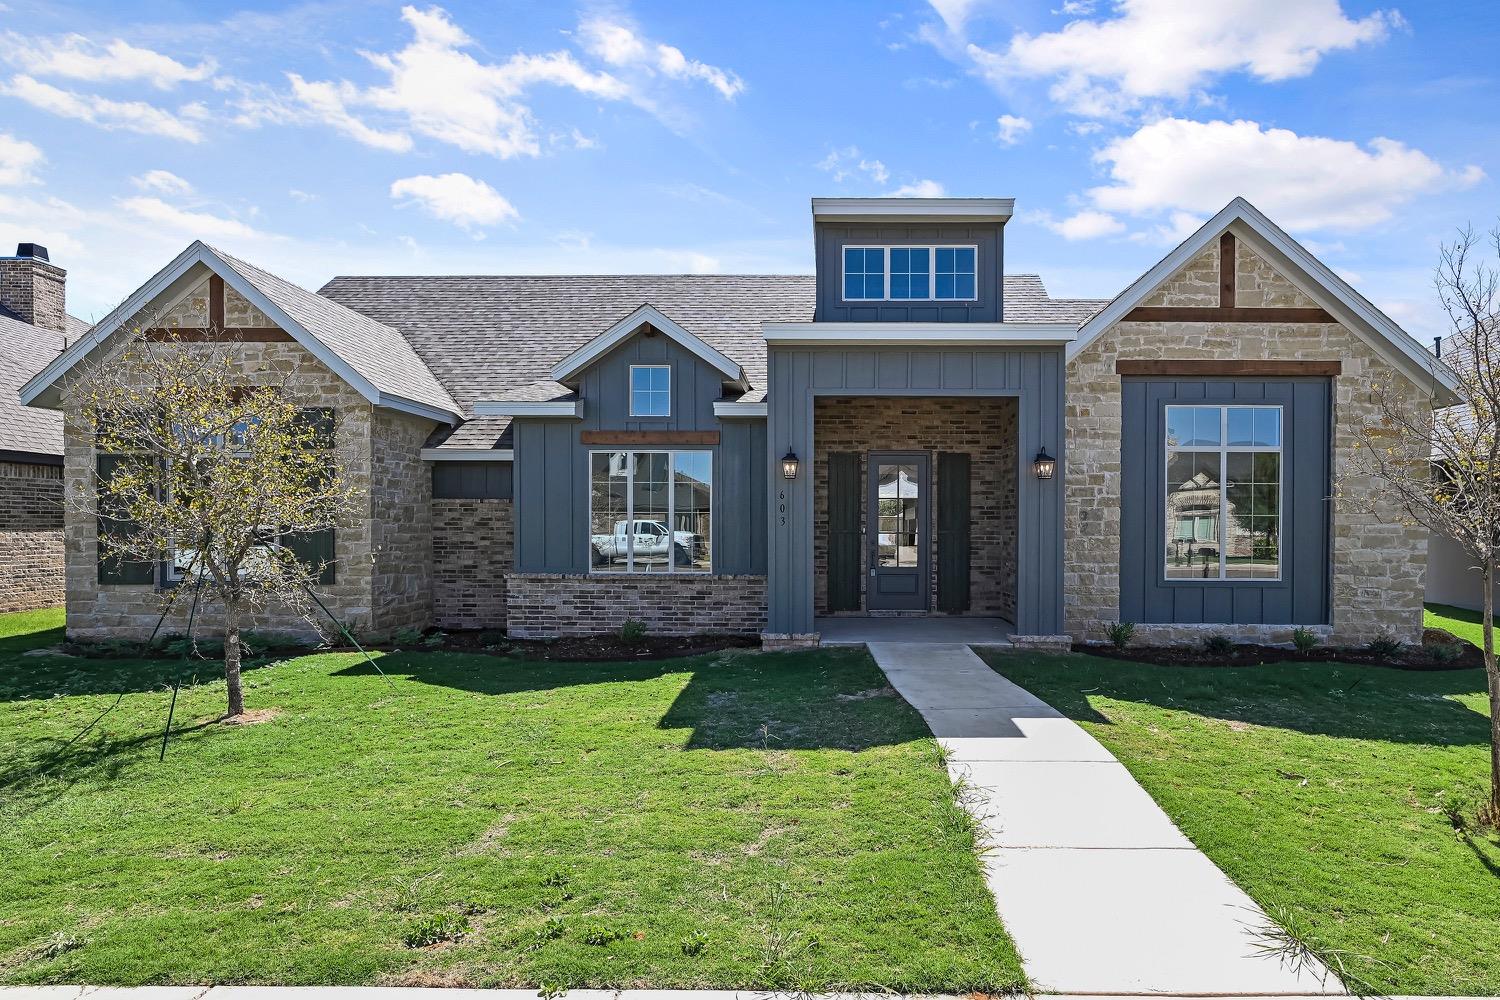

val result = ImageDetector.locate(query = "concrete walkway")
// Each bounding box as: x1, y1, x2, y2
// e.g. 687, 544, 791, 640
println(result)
867, 642, 1342, 996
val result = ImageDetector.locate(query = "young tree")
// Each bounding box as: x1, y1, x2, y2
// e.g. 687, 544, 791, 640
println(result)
64, 328, 358, 719
1358, 222, 1500, 823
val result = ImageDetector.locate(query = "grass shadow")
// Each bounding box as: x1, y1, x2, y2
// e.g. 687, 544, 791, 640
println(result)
336, 646, 928, 751
986, 652, 1491, 748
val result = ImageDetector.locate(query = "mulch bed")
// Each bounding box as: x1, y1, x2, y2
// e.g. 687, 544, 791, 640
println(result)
1082, 627, 1482, 671
436, 630, 761, 662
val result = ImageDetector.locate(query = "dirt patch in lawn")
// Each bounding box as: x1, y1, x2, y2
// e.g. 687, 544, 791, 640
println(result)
222, 708, 281, 725
1081, 630, 1481, 672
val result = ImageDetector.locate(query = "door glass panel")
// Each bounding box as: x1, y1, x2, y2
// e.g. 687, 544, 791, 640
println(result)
876, 462, 920, 568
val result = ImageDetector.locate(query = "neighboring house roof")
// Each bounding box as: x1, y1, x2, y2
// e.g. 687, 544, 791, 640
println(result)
21, 242, 461, 423
0, 312, 67, 459
1072, 197, 1461, 398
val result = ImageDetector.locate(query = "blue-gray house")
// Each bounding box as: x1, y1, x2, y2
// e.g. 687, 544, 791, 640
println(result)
22, 196, 1458, 646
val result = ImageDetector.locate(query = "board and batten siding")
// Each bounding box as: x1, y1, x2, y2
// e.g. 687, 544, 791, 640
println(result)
813, 221, 1005, 323
766, 345, 1065, 636
1119, 377, 1332, 626
512, 329, 766, 575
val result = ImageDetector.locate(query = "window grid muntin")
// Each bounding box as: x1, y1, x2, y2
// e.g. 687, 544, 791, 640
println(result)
629, 365, 671, 417
588, 449, 711, 575
1163, 404, 1282, 582
840, 244, 979, 302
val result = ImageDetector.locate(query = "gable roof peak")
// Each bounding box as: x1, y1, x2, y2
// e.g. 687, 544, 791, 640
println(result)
549, 301, 747, 387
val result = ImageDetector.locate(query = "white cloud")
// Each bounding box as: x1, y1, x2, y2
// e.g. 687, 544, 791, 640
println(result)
0, 133, 43, 185
286, 74, 413, 152
817, 146, 890, 185
117, 196, 272, 240
1087, 118, 1484, 232
281, 5, 735, 159
288, 189, 318, 203
947, 0, 1400, 117
131, 169, 192, 196
1044, 208, 1125, 240
579, 17, 745, 99
2, 75, 204, 141
887, 179, 947, 197
4, 33, 214, 89
995, 113, 1032, 145
390, 172, 518, 230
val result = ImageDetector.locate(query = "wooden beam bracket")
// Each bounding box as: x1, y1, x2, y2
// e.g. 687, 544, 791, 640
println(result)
580, 430, 721, 446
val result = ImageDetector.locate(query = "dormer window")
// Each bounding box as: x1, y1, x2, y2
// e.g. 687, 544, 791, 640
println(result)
630, 365, 670, 417
842, 245, 978, 301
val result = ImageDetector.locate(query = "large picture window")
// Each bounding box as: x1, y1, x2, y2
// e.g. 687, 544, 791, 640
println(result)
841, 245, 978, 301
1164, 405, 1281, 580
589, 450, 712, 573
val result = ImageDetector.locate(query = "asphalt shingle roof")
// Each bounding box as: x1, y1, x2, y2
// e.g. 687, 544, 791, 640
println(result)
211, 245, 460, 417
0, 314, 66, 457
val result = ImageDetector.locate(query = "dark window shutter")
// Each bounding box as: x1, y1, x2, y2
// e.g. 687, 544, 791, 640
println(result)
284, 528, 336, 584
827, 451, 862, 612
285, 407, 336, 583
96, 454, 156, 585
937, 451, 971, 613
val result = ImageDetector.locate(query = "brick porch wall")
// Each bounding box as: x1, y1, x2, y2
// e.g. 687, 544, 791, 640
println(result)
433, 498, 512, 631
506, 573, 766, 637
0, 460, 64, 613
812, 396, 1018, 618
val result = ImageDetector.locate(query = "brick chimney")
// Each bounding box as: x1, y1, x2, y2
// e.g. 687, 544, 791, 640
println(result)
0, 243, 66, 334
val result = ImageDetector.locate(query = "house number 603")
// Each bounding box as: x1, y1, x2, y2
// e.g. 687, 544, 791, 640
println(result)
777, 489, 786, 527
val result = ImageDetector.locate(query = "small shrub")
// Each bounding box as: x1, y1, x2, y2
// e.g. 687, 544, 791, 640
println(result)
478, 629, 508, 646
581, 924, 627, 946
1291, 627, 1319, 652
680, 929, 710, 956
1202, 634, 1234, 656
402, 912, 470, 948
1429, 641, 1464, 664
392, 627, 424, 648
422, 631, 448, 649
537, 981, 570, 1000
1366, 632, 1404, 660
619, 619, 647, 643
1105, 621, 1135, 650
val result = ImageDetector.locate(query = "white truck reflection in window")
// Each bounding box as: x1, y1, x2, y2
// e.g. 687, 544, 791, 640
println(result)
591, 519, 704, 569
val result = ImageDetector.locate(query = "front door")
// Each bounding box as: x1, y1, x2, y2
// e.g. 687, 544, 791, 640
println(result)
867, 452, 929, 612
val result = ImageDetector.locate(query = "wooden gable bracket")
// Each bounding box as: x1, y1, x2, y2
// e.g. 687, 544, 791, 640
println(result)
141, 273, 293, 342
1124, 233, 1335, 324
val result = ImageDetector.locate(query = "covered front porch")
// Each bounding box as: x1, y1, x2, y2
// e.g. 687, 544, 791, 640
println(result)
762, 331, 1074, 642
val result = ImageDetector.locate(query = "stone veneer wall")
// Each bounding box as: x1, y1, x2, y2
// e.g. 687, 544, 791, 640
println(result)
62, 340, 392, 641
368, 409, 437, 636
1065, 239, 1428, 645
0, 460, 64, 613
433, 498, 513, 630
812, 396, 1017, 618
506, 574, 766, 637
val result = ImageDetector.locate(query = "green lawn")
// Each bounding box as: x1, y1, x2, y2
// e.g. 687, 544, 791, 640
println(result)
0, 608, 1022, 992
983, 643, 1498, 996
1427, 601, 1494, 652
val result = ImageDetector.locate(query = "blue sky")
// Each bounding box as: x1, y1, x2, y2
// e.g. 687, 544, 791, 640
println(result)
0, 0, 1495, 341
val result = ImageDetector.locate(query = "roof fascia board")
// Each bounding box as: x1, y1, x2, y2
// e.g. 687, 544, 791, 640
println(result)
420, 448, 515, 462
20, 241, 210, 405
713, 400, 768, 418
472, 400, 584, 418
22, 241, 462, 423
1069, 197, 1460, 398
812, 197, 1014, 223
762, 322, 1077, 346
550, 304, 746, 386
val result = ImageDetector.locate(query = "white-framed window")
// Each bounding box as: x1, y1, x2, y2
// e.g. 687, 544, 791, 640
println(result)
629, 365, 671, 417
841, 245, 978, 301
589, 450, 711, 574
1164, 404, 1282, 581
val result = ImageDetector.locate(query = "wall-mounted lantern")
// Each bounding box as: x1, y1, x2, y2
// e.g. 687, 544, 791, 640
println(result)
781, 449, 801, 481
1032, 448, 1056, 480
